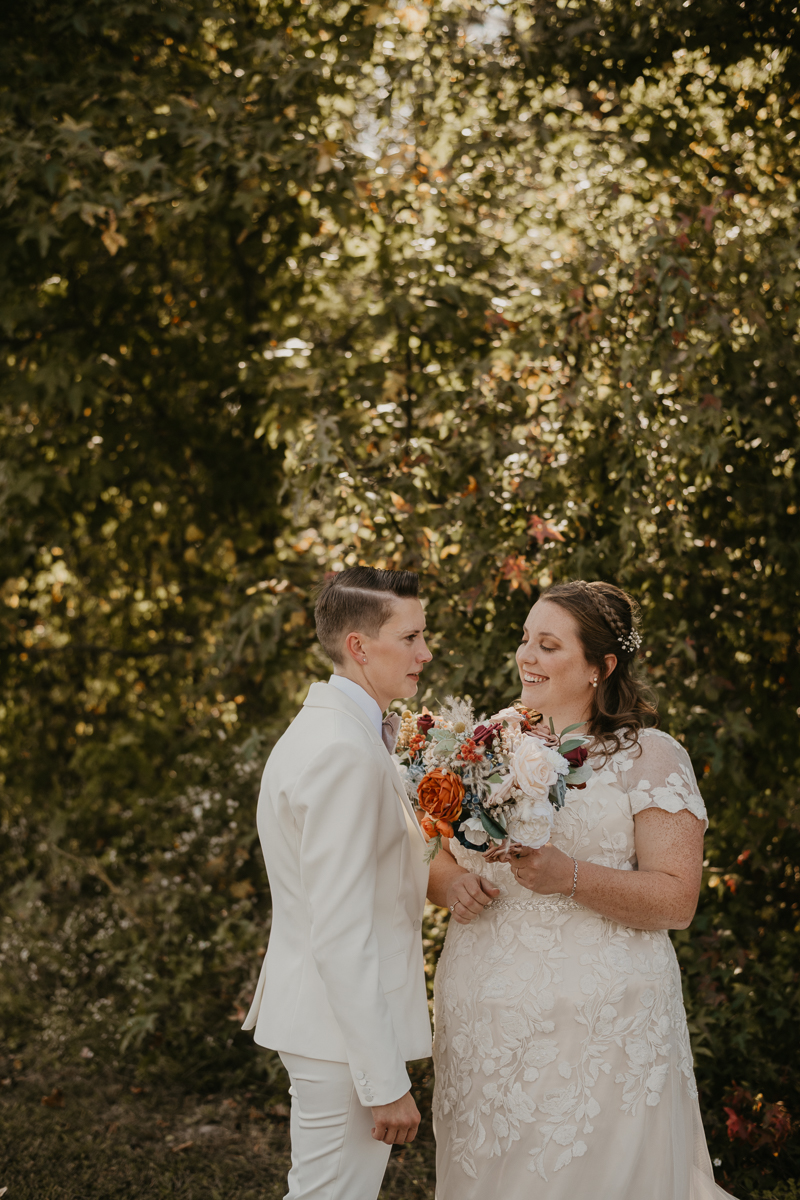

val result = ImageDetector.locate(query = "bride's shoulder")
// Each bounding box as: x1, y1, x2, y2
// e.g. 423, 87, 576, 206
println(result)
603, 726, 692, 770
635, 727, 688, 754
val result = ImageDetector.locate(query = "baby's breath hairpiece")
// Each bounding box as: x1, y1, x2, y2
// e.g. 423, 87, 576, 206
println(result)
617, 629, 642, 655
579, 581, 643, 657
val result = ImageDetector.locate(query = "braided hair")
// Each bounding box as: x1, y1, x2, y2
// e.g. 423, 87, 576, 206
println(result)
540, 579, 657, 753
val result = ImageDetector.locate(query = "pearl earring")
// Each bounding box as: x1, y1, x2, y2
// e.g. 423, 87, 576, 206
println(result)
592, 677, 598, 688
363, 657, 367, 663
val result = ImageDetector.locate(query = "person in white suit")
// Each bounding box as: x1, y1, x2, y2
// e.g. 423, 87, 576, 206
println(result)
243, 566, 434, 1200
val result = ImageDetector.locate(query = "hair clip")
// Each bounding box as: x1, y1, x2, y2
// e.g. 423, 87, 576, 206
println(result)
618, 629, 642, 654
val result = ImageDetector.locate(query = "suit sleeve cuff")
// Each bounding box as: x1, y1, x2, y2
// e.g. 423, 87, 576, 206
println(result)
352, 1065, 411, 1108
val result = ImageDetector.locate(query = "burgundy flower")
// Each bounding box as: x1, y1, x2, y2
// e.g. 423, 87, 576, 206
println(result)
417, 713, 435, 734
473, 722, 501, 747
563, 745, 589, 768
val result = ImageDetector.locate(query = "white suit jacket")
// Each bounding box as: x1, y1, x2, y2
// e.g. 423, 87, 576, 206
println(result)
242, 681, 432, 1106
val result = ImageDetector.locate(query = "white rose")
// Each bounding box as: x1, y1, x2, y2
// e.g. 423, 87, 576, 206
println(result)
507, 796, 554, 849
462, 816, 489, 847
487, 773, 516, 807
513, 738, 567, 796
488, 707, 527, 726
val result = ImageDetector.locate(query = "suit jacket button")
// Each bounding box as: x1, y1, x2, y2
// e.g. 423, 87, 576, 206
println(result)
413, 919, 421, 931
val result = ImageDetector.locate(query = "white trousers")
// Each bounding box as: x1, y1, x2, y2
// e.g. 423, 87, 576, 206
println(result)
279, 1052, 392, 1200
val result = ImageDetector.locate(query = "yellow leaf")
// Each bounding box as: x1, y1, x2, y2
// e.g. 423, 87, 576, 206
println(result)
397, 4, 429, 32
101, 228, 127, 256
230, 880, 255, 899
363, 5, 388, 25
382, 371, 406, 401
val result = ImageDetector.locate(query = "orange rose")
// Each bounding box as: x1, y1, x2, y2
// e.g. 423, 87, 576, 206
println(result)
417, 769, 464, 839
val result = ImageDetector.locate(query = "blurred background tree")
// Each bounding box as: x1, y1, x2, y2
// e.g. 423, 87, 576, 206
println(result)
1, 0, 798, 1193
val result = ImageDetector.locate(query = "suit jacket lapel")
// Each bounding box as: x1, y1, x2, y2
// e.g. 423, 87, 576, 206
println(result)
386, 756, 427, 847
304, 682, 427, 847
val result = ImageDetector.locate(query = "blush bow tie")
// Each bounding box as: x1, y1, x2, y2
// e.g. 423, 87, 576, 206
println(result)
381, 712, 401, 754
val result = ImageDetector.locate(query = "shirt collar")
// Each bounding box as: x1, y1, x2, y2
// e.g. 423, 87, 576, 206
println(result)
328, 675, 383, 738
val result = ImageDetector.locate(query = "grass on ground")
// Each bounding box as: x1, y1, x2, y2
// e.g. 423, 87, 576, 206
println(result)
4, 1054, 800, 1200
0, 1056, 436, 1200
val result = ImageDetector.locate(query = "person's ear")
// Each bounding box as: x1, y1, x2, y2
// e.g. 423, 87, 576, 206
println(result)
343, 631, 366, 664
602, 653, 618, 679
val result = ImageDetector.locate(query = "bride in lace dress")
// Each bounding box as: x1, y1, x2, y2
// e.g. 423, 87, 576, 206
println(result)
428, 580, 735, 1199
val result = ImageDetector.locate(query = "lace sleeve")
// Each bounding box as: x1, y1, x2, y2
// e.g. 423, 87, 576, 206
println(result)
623, 729, 708, 828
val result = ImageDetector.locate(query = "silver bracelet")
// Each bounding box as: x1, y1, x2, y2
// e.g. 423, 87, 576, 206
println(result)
568, 856, 578, 900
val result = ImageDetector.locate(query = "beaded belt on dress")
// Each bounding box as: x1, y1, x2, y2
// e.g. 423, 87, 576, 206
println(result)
487, 894, 583, 913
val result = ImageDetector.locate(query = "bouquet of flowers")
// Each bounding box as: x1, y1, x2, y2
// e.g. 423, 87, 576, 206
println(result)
394, 697, 592, 862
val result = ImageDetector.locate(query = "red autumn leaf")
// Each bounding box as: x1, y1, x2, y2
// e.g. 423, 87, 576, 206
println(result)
762, 1101, 792, 1149
699, 202, 718, 232
724, 1106, 754, 1141
527, 514, 565, 544
499, 554, 532, 595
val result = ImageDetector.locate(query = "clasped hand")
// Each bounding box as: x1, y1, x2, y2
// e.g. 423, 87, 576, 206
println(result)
495, 841, 574, 896
445, 844, 574, 926
445, 872, 500, 924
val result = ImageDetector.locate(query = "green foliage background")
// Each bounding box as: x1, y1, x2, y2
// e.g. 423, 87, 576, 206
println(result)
1, 0, 799, 1192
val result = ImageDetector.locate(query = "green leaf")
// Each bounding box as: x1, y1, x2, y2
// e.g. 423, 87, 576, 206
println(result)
558, 737, 588, 755
423, 835, 443, 864
558, 722, 586, 737
479, 809, 508, 841
567, 763, 593, 786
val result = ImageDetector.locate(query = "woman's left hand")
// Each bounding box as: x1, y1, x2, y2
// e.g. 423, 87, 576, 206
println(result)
502, 842, 575, 896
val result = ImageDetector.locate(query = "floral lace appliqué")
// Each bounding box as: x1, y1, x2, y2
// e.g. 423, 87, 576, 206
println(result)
433, 731, 704, 1184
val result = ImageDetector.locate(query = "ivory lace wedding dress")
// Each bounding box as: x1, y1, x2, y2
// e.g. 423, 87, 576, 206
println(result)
433, 729, 735, 1200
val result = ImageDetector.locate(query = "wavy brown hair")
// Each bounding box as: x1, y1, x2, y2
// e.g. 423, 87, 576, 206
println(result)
540, 579, 658, 754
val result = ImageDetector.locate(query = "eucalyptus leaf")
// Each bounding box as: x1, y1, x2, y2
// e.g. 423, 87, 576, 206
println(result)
559, 737, 587, 755
551, 776, 568, 811
567, 763, 594, 786
479, 809, 508, 841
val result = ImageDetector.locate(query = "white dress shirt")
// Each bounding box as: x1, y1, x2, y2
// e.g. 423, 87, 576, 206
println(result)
328, 674, 383, 738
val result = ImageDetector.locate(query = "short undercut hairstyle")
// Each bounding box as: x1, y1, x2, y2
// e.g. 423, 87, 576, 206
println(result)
314, 566, 420, 666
